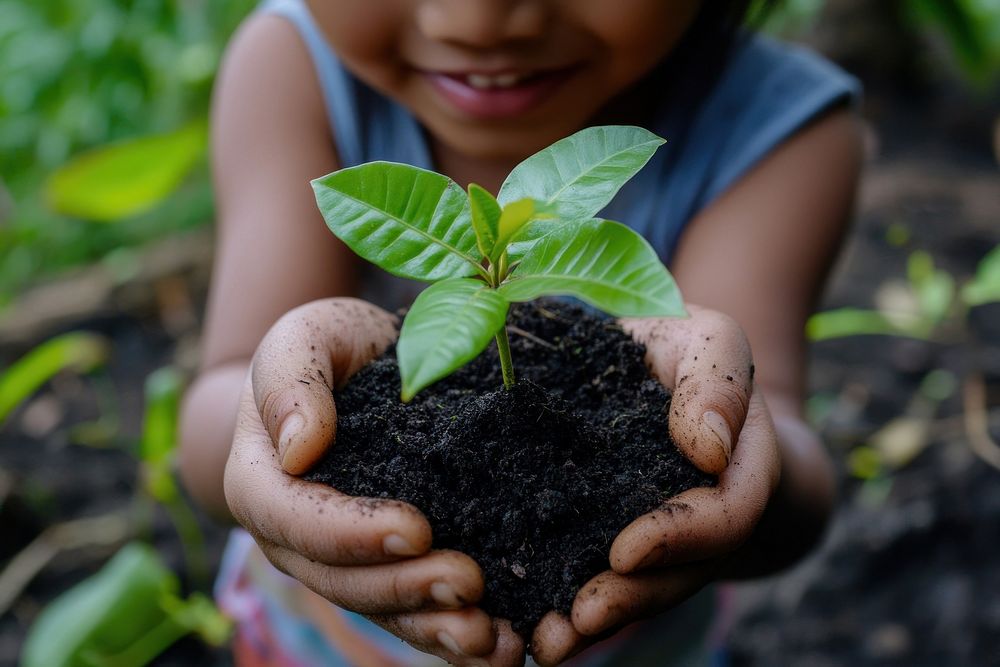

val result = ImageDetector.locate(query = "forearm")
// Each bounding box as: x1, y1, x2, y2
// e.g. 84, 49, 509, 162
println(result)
721, 410, 836, 579
178, 360, 250, 522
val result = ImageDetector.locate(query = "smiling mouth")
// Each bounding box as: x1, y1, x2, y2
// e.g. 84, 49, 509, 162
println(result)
422, 67, 578, 119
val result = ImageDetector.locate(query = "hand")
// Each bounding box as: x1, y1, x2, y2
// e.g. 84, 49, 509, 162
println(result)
530, 306, 781, 665
224, 298, 525, 666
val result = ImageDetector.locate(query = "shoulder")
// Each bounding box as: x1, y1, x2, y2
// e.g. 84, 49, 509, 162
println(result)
213, 10, 330, 150
681, 33, 861, 209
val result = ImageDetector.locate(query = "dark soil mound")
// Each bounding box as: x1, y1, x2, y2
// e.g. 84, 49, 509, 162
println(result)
305, 300, 714, 634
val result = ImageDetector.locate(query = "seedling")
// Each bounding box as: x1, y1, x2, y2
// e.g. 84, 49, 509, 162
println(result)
312, 125, 686, 401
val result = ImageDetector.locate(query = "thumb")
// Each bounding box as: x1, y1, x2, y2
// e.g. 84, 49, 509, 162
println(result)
622, 307, 753, 475
251, 298, 398, 474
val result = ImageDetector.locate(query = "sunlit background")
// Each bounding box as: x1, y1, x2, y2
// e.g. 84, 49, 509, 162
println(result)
1, 0, 998, 664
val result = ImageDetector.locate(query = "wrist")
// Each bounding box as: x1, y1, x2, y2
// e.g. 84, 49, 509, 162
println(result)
178, 360, 251, 523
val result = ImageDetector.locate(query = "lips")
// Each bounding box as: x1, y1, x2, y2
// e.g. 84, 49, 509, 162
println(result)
423, 67, 577, 120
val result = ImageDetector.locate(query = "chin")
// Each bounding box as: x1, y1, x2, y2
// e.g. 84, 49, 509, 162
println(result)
431, 119, 591, 162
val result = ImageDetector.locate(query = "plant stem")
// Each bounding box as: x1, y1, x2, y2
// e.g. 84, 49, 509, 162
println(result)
495, 325, 516, 389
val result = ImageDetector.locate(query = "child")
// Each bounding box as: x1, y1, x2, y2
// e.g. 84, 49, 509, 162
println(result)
179, 0, 862, 664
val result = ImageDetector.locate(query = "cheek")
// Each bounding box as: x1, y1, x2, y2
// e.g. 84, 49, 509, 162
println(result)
577, 0, 702, 78
307, 1, 404, 76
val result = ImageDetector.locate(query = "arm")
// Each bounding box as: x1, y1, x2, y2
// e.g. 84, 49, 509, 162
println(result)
670, 106, 863, 575
177, 16, 523, 665
178, 12, 360, 520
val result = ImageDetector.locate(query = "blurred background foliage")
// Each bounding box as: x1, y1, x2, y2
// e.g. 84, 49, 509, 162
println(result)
0, 0, 254, 307
1, 0, 998, 309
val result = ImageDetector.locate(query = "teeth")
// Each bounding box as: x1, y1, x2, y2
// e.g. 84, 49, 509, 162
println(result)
466, 73, 494, 89
494, 73, 520, 87
464, 73, 524, 89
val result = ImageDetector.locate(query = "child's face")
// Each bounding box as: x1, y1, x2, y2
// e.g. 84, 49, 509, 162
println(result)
308, 0, 702, 161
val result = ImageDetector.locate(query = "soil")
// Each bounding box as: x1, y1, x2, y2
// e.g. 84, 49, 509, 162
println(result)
305, 300, 715, 634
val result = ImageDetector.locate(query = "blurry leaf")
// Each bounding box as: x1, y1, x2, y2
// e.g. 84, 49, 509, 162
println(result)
20, 543, 183, 667
848, 445, 883, 480
907, 250, 955, 324
497, 126, 665, 221
498, 219, 686, 318
398, 279, 509, 401
909, 0, 996, 82
918, 368, 958, 401
312, 162, 483, 281
858, 476, 894, 508
885, 222, 912, 247
45, 121, 207, 222
161, 592, 232, 647
141, 368, 184, 503
751, 0, 826, 35
961, 244, 1000, 306
870, 415, 933, 469
806, 308, 922, 341
0, 332, 109, 424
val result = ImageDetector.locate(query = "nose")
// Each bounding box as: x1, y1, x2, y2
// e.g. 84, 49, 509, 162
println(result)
416, 0, 547, 48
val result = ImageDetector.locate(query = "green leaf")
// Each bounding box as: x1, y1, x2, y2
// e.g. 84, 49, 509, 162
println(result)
398, 279, 509, 401
21, 543, 184, 667
468, 183, 500, 258
312, 162, 483, 281
493, 198, 538, 262
805, 308, 929, 341
0, 332, 109, 424
961, 244, 1000, 306
907, 251, 955, 324
497, 126, 665, 221
44, 121, 207, 222
908, 0, 994, 82
141, 368, 184, 503
498, 219, 685, 318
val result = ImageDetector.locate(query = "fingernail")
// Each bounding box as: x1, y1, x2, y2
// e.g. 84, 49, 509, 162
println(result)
278, 413, 304, 460
701, 410, 732, 467
383, 533, 421, 556
436, 630, 467, 657
430, 581, 461, 608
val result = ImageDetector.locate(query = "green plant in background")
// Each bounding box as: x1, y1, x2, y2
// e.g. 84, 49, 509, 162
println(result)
752, 0, 1000, 84
0, 332, 109, 423
808, 242, 1000, 488
0, 0, 254, 306
20, 543, 229, 667
808, 245, 1000, 342
0, 341, 229, 664
312, 126, 687, 401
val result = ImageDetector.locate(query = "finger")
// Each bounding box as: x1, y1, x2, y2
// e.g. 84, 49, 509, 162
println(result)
368, 608, 498, 663
259, 544, 483, 613
622, 307, 753, 475
531, 611, 593, 666
610, 390, 779, 572
227, 374, 432, 565
488, 620, 528, 667
251, 297, 397, 473
571, 563, 718, 636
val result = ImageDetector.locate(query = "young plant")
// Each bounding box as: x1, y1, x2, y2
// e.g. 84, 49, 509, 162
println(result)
312, 125, 686, 401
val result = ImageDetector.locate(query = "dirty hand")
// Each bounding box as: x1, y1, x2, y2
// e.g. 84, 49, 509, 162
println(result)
531, 306, 781, 666
224, 298, 524, 666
